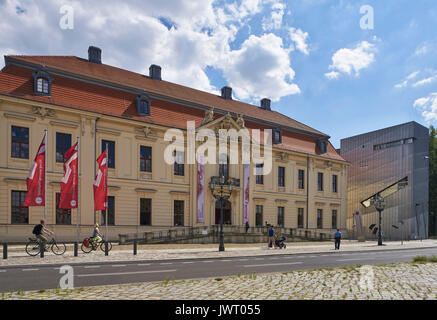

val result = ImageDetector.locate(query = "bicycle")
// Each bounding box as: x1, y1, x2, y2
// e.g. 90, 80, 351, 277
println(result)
81, 237, 112, 253
25, 236, 66, 256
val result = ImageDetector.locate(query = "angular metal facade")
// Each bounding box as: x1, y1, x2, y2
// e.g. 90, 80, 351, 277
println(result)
340, 122, 429, 240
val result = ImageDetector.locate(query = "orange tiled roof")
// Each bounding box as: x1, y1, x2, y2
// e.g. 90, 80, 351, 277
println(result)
0, 55, 345, 162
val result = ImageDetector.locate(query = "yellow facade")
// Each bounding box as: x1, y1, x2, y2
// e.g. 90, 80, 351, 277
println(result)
0, 96, 348, 242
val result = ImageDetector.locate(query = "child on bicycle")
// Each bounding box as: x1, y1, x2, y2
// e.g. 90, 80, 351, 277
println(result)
91, 223, 103, 249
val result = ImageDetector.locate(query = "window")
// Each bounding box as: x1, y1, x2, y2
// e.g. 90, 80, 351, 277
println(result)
298, 169, 305, 189
56, 193, 71, 225
102, 140, 115, 169
317, 209, 323, 229
297, 208, 304, 228
140, 198, 152, 225
255, 205, 263, 227
174, 200, 184, 226
218, 154, 229, 179
278, 167, 285, 187
11, 191, 28, 224
140, 146, 152, 172
11, 126, 29, 159
317, 172, 324, 191
101, 196, 115, 225
277, 207, 284, 227
56, 133, 72, 163
317, 139, 328, 153
256, 164, 263, 184
273, 129, 282, 144
332, 210, 337, 229
332, 175, 338, 193
174, 151, 184, 176
32, 70, 52, 96
136, 95, 151, 115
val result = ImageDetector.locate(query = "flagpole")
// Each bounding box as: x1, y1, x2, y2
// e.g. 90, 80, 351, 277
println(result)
76, 137, 80, 244
105, 143, 108, 241
44, 129, 47, 221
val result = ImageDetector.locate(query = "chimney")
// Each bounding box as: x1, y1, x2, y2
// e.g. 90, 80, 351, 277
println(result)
88, 46, 102, 64
149, 64, 162, 80
221, 86, 232, 100
260, 98, 271, 111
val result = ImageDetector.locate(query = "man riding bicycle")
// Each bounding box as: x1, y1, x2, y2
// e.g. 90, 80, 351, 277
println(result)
32, 219, 54, 251
91, 223, 103, 249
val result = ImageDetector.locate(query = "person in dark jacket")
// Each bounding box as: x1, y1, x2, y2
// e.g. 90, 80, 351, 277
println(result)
334, 229, 342, 250
268, 225, 275, 248
245, 221, 249, 233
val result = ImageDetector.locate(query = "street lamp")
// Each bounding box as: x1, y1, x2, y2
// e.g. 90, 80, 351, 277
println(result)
209, 176, 238, 251
372, 194, 385, 246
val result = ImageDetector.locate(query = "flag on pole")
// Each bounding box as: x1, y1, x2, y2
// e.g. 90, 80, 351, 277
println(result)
59, 142, 78, 209
93, 149, 108, 211
24, 132, 46, 207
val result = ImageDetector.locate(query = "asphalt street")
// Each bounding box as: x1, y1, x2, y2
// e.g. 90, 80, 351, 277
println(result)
1, 247, 437, 292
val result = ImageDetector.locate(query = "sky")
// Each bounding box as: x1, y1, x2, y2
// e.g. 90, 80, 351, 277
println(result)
1, 0, 437, 148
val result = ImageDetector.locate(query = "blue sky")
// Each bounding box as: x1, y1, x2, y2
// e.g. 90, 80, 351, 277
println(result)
1, 0, 437, 148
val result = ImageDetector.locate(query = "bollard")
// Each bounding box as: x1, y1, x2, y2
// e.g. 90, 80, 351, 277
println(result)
40, 245, 44, 258
105, 242, 108, 256
74, 242, 78, 257
133, 240, 137, 255
3, 243, 7, 260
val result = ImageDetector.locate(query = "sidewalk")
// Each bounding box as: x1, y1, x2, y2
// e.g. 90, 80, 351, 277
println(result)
1, 239, 436, 267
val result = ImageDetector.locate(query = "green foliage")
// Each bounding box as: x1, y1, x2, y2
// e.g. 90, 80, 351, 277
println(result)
413, 255, 437, 263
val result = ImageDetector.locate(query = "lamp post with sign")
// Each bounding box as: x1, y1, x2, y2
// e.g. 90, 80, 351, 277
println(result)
209, 176, 238, 252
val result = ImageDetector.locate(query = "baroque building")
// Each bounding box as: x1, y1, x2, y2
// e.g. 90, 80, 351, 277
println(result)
0, 46, 348, 241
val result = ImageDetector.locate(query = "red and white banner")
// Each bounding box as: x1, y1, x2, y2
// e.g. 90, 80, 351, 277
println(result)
24, 132, 46, 207
93, 149, 108, 211
59, 142, 78, 209
243, 164, 250, 223
197, 154, 205, 223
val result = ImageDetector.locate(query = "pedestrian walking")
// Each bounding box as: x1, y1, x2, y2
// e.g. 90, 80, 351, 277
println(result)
334, 229, 342, 250
268, 225, 275, 248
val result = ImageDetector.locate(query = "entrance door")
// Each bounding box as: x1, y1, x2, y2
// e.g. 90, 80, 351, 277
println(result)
215, 199, 232, 225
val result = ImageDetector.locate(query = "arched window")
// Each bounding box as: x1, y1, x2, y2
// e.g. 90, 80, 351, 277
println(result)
32, 70, 52, 96
136, 95, 151, 116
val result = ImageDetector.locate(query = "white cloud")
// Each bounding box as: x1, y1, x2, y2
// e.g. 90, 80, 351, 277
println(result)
414, 93, 437, 122
395, 70, 437, 89
0, 0, 303, 102
324, 71, 339, 80
221, 33, 300, 102
394, 71, 420, 88
325, 41, 377, 79
412, 74, 437, 87
262, 2, 285, 31
289, 27, 309, 55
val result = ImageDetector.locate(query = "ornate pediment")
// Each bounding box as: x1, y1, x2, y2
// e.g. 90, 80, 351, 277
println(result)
30, 106, 56, 119
198, 112, 245, 133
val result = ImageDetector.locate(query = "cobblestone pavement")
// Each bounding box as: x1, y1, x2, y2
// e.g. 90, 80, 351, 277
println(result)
2, 262, 437, 300
1, 240, 436, 267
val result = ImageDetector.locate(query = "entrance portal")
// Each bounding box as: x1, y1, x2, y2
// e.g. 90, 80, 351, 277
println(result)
215, 199, 232, 225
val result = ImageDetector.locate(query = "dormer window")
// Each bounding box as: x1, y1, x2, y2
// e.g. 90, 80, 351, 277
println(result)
136, 95, 151, 116
273, 128, 282, 144
317, 139, 328, 154
32, 70, 52, 96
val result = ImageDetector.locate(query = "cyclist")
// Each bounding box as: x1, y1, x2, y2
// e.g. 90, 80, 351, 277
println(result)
90, 223, 103, 249
32, 219, 54, 251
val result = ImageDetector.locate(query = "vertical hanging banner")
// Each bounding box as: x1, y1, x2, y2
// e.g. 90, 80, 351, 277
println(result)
243, 163, 250, 223
197, 153, 205, 223
24, 132, 46, 207
59, 142, 78, 209
94, 149, 108, 211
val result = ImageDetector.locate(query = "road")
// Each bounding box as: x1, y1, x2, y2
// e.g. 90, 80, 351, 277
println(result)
1, 247, 436, 292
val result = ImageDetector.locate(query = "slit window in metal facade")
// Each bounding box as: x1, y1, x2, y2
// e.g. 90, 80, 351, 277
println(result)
373, 137, 414, 151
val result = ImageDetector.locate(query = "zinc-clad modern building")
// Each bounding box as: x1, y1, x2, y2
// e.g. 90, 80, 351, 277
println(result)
340, 122, 429, 241
0, 46, 349, 242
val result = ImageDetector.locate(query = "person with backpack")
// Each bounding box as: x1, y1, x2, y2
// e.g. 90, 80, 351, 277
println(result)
32, 219, 54, 251
334, 229, 342, 250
